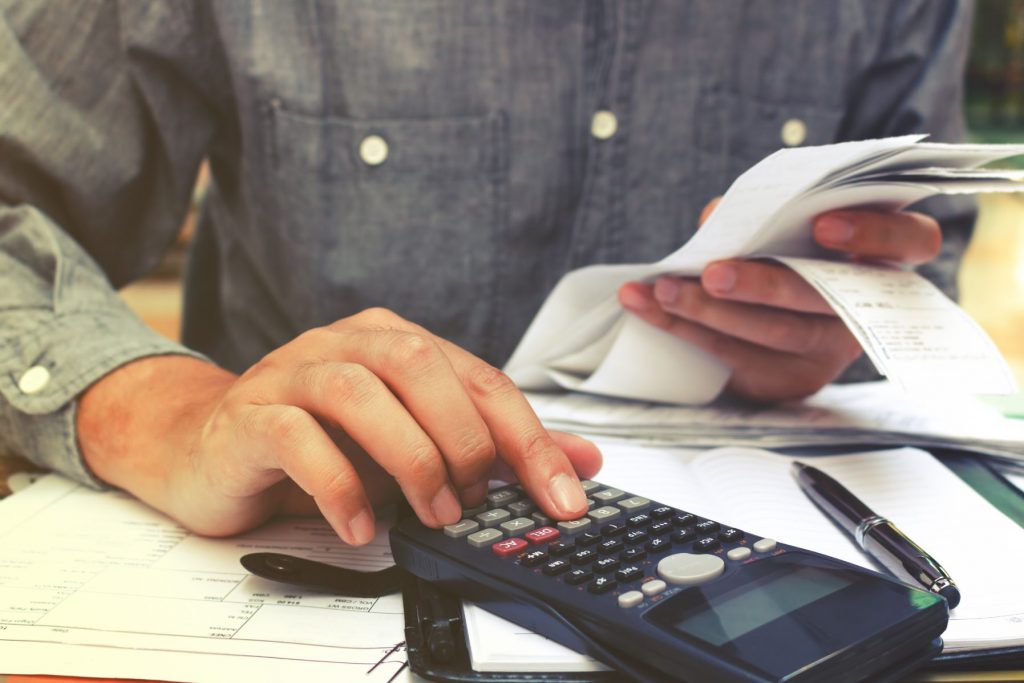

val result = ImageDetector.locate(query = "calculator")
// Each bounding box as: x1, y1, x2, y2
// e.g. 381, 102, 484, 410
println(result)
390, 480, 949, 683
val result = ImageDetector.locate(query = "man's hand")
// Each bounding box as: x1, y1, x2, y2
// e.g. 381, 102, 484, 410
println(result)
618, 200, 942, 402
79, 308, 601, 545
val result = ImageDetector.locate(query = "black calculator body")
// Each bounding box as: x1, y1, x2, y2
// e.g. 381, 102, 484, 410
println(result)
390, 480, 949, 682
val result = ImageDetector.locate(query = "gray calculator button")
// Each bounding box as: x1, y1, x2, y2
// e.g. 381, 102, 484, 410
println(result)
507, 500, 536, 517
476, 509, 512, 528
444, 519, 480, 538
641, 579, 667, 597
580, 480, 601, 493
586, 498, 596, 509
617, 496, 650, 512
462, 504, 487, 518
618, 590, 644, 608
500, 517, 536, 537
657, 552, 725, 586
531, 511, 552, 526
592, 488, 625, 503
487, 489, 519, 508
753, 538, 777, 553
467, 528, 503, 548
587, 506, 622, 522
556, 518, 592, 535
727, 547, 752, 561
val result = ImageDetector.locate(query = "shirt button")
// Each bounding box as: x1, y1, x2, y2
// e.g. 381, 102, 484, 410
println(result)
590, 110, 618, 140
358, 134, 389, 166
780, 118, 807, 147
18, 365, 51, 395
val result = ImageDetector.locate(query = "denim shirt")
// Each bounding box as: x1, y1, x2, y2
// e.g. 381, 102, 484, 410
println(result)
0, 0, 975, 485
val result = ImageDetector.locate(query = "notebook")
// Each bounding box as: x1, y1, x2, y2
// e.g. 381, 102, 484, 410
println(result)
463, 443, 1024, 671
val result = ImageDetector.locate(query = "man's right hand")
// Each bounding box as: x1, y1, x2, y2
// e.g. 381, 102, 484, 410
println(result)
78, 308, 601, 545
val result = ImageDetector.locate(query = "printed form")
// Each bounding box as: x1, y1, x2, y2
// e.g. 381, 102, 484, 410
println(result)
0, 476, 410, 683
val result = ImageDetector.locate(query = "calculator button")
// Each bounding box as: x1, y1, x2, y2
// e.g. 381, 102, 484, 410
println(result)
594, 557, 620, 574
719, 528, 744, 542
671, 527, 697, 544
589, 576, 617, 594
673, 512, 698, 527
616, 566, 644, 583
580, 480, 601, 494
617, 496, 651, 512
727, 547, 752, 562
571, 549, 597, 565
492, 537, 528, 558
694, 537, 721, 553
476, 509, 511, 528
622, 547, 647, 562
618, 590, 644, 608
462, 504, 487, 518
657, 552, 725, 586
557, 518, 593, 535
521, 550, 549, 567
531, 511, 552, 527
753, 538, 778, 553
525, 526, 561, 545
646, 537, 672, 554
586, 498, 596, 509
444, 519, 480, 538
603, 522, 627, 537
641, 579, 667, 597
543, 559, 572, 576
507, 500, 536, 517
649, 521, 673, 536
625, 530, 649, 545
588, 506, 621, 522
626, 513, 651, 528
577, 531, 603, 547
487, 489, 519, 508
499, 517, 536, 537
592, 488, 626, 504
565, 569, 593, 586
651, 506, 673, 519
599, 538, 624, 555
467, 528, 503, 547
695, 520, 720, 534
549, 541, 575, 557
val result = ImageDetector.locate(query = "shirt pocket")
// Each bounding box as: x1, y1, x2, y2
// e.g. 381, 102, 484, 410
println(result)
263, 103, 509, 355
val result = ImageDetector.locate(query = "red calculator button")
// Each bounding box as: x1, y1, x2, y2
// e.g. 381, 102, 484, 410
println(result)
525, 526, 561, 545
492, 537, 528, 557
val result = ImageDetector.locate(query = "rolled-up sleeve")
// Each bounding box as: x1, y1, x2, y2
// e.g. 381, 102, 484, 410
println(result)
0, 0, 228, 485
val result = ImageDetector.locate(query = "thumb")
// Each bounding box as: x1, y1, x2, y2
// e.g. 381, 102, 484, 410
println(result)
699, 196, 722, 227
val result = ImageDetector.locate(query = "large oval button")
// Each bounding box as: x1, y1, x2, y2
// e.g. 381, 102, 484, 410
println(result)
656, 552, 725, 586
18, 365, 51, 395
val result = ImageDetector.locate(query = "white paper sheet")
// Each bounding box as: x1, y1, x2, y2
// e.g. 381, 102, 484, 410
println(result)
0, 476, 410, 683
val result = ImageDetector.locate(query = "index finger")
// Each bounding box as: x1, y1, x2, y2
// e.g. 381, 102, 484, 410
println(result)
813, 210, 942, 264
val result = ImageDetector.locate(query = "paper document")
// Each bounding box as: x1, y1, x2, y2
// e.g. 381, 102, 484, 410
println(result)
465, 442, 1024, 670
0, 476, 410, 683
505, 136, 1024, 404
527, 380, 1024, 466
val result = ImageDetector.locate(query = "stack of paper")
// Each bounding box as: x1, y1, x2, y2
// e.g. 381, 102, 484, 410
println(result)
506, 136, 1024, 405
527, 381, 1024, 467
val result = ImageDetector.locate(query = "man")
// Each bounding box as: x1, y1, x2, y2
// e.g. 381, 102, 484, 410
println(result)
0, 1, 973, 544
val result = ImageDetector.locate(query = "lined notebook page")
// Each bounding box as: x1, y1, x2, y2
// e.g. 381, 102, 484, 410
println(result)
464, 443, 1024, 671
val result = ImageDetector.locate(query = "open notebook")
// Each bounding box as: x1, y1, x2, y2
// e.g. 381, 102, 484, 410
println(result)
464, 443, 1024, 672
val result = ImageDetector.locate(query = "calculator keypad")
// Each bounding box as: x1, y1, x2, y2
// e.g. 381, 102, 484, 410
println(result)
446, 481, 775, 606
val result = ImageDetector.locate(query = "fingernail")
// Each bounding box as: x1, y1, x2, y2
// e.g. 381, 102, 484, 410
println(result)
619, 286, 650, 312
459, 479, 488, 506
653, 278, 680, 305
431, 485, 462, 525
816, 215, 855, 245
703, 264, 737, 293
348, 508, 375, 545
547, 472, 586, 517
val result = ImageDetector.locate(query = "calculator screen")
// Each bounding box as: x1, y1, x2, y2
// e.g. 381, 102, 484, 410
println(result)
661, 565, 851, 646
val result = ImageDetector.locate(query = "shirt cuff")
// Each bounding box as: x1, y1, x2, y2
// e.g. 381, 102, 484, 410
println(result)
0, 308, 208, 488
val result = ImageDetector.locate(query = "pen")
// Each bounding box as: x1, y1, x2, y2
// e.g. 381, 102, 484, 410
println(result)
791, 461, 961, 609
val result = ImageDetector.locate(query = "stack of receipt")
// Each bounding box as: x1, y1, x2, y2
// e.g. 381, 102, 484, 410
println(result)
505, 135, 1024, 405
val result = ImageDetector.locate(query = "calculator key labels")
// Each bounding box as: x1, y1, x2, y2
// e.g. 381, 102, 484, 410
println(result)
486, 489, 519, 508
617, 496, 651, 512
587, 505, 621, 522
556, 518, 592, 535
475, 509, 511, 528
543, 559, 571, 576
588, 576, 616, 594
565, 569, 592, 585
492, 537, 528, 557
592, 488, 626, 503
443, 519, 480, 538
525, 526, 560, 545
499, 517, 536, 537
467, 528, 503, 547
